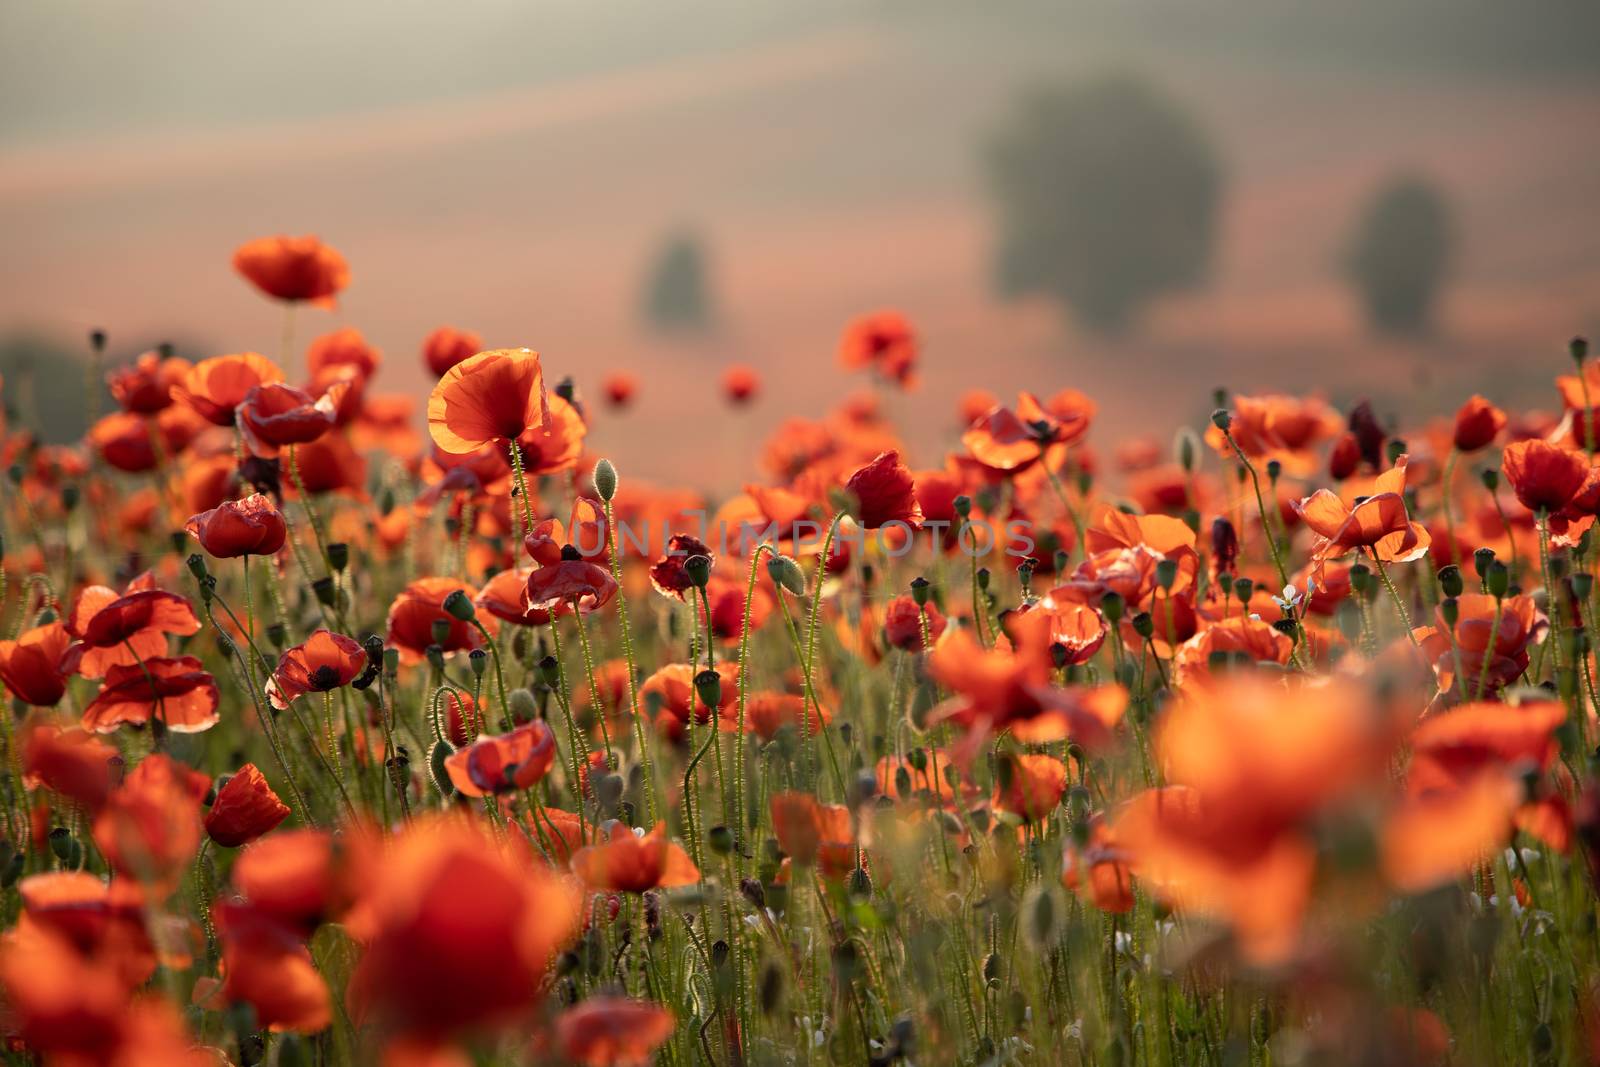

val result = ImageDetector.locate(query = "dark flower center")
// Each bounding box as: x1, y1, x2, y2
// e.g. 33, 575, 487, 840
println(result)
309, 665, 342, 691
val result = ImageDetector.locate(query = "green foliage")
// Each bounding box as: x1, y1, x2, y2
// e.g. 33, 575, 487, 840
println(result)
1345, 176, 1455, 335
985, 74, 1221, 333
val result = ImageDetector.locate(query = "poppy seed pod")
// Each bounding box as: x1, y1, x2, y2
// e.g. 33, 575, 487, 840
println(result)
1473, 547, 1496, 582
1572, 336, 1590, 364
1439, 598, 1460, 629
683, 554, 712, 589
1438, 565, 1464, 599
1210, 408, 1231, 432
1481, 468, 1499, 493
1234, 577, 1254, 604
186, 553, 209, 581
1487, 560, 1510, 599
326, 542, 349, 572
593, 458, 618, 502
708, 825, 734, 855
425, 645, 445, 671
443, 589, 476, 622
1131, 612, 1154, 639
953, 494, 972, 519
312, 576, 337, 607
1573, 572, 1595, 601
694, 668, 722, 708
1265, 459, 1282, 484
430, 619, 452, 646
766, 554, 806, 597
469, 648, 488, 677
910, 576, 930, 606
1155, 558, 1179, 591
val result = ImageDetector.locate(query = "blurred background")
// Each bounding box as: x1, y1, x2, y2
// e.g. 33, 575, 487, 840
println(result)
3, 0, 1598, 487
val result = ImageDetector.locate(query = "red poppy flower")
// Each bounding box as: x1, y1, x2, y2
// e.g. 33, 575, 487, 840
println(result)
20, 717, 120, 811
422, 325, 483, 378
639, 662, 739, 741
305, 326, 381, 382
92, 754, 207, 897
65, 574, 202, 679
232, 830, 340, 937
175, 353, 285, 426
185, 493, 287, 558
1502, 439, 1590, 512
524, 554, 619, 615
771, 791, 852, 868
993, 753, 1069, 822
0, 621, 74, 706
266, 630, 366, 709
514, 394, 587, 476
722, 364, 760, 405
284, 429, 367, 496
963, 391, 1089, 472
237, 381, 347, 457
1420, 593, 1546, 698
704, 575, 774, 644
743, 691, 831, 740
1453, 395, 1507, 453
649, 533, 714, 600
883, 595, 946, 651
838, 309, 917, 388
343, 815, 581, 1040
212, 901, 332, 1033
845, 450, 923, 530
85, 412, 168, 474
385, 577, 487, 665
570, 821, 699, 893
204, 764, 291, 848
443, 720, 557, 797
1328, 431, 1362, 480
108, 351, 190, 414
601, 372, 637, 408
232, 235, 349, 307
1293, 456, 1431, 563
475, 567, 557, 626
426, 348, 548, 454
554, 997, 676, 1067
80, 656, 219, 734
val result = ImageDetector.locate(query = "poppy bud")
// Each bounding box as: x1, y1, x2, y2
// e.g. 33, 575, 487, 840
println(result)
1210, 409, 1231, 432
443, 589, 476, 621
953, 494, 972, 519
362, 634, 385, 667
1100, 591, 1124, 624
910, 576, 930, 606
1440, 597, 1460, 628
766, 554, 806, 597
976, 567, 991, 592
1487, 560, 1510, 599
1053, 549, 1069, 573
425, 644, 446, 671
186, 553, 210, 581
1174, 427, 1198, 472
312, 576, 337, 607
508, 687, 538, 721
593, 458, 618, 501
89, 328, 107, 352
1265, 459, 1281, 484
848, 866, 872, 900
469, 648, 488, 678
383, 648, 400, 676
708, 825, 734, 855
539, 656, 562, 688
694, 668, 722, 708
48, 826, 74, 863
1438, 565, 1464, 599
1481, 468, 1499, 493
1155, 558, 1178, 591
683, 554, 712, 589
205, 764, 290, 847
326, 541, 349, 572
1131, 612, 1154, 639
1572, 336, 1590, 364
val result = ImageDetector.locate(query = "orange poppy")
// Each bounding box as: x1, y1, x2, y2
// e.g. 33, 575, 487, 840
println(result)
15, 871, 157, 985
649, 533, 714, 600
285, 429, 368, 497
1419, 593, 1546, 698
554, 997, 676, 1067
570, 821, 700, 893
426, 348, 549, 455
185, 493, 287, 558
212, 901, 332, 1033
742, 691, 830, 740
108, 350, 190, 414
442, 720, 557, 797
306, 326, 381, 382
232, 235, 349, 306
475, 567, 555, 626
84, 411, 172, 474
65, 573, 202, 679
601, 372, 637, 408
1381, 772, 1517, 893
232, 829, 341, 937
81, 655, 219, 734
205, 763, 291, 847
1293, 456, 1431, 563
344, 815, 580, 1039
0, 621, 74, 706
1061, 815, 1136, 914
845, 450, 923, 530
640, 662, 739, 741
237, 381, 346, 457
1453, 395, 1506, 452
422, 325, 483, 378
20, 717, 120, 811
92, 754, 207, 898
993, 753, 1069, 822
524, 553, 619, 615
514, 394, 587, 476
838, 309, 917, 388
385, 577, 487, 665
704, 575, 774, 645
722, 364, 760, 405
882, 594, 946, 652
1406, 700, 1565, 795
267, 629, 367, 709
1502, 438, 1590, 513
174, 352, 285, 426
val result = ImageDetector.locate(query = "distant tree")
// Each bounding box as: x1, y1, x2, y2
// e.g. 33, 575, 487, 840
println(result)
0, 333, 105, 444
1344, 177, 1454, 335
641, 230, 714, 333
985, 75, 1221, 333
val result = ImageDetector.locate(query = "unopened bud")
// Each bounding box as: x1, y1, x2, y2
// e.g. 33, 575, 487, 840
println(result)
593, 459, 618, 501
766, 554, 806, 597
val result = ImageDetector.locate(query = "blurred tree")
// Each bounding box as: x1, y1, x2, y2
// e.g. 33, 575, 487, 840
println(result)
0, 333, 106, 444
641, 230, 715, 333
1344, 177, 1454, 335
985, 74, 1221, 333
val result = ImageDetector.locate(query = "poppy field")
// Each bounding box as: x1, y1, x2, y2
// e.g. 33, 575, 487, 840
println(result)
1, 234, 1598, 1067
